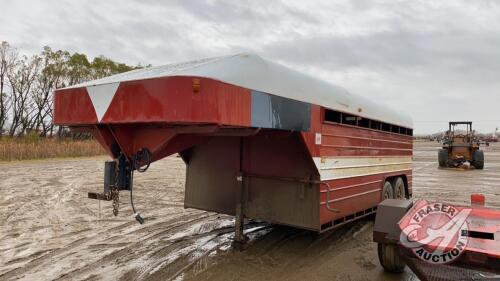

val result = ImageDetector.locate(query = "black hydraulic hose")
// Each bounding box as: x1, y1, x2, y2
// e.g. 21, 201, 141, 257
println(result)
129, 164, 144, 224
129, 167, 137, 213
135, 149, 151, 173
129, 149, 151, 224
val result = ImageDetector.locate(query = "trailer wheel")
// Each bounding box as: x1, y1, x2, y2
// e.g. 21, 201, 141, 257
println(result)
472, 150, 484, 169
382, 181, 394, 200
438, 148, 448, 167
392, 177, 406, 199
377, 243, 406, 273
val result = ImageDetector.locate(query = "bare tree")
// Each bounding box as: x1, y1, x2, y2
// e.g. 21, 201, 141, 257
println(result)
33, 47, 69, 136
7, 55, 41, 136
1, 41, 141, 137
0, 41, 17, 133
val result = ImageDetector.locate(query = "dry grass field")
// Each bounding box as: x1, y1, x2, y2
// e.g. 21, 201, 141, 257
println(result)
0, 137, 105, 161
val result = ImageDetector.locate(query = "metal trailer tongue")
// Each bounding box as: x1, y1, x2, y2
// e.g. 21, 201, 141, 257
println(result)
373, 195, 500, 280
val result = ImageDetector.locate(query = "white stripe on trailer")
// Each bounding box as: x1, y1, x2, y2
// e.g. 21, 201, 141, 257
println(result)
313, 156, 412, 181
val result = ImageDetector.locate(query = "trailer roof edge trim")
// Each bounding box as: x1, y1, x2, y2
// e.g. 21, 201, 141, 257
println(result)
62, 53, 413, 128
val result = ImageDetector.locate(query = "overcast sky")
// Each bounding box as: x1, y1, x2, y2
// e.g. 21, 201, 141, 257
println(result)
1, 0, 499, 134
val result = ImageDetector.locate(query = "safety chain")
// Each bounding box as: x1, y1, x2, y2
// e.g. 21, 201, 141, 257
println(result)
111, 165, 120, 216
112, 186, 119, 216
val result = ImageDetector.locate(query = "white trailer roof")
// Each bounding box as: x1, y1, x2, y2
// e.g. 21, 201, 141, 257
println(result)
66, 53, 413, 128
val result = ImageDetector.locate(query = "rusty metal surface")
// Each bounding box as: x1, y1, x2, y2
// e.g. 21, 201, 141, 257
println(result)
183, 133, 321, 231
183, 137, 240, 216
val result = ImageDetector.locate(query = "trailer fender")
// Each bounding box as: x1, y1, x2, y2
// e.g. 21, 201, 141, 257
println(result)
373, 199, 413, 244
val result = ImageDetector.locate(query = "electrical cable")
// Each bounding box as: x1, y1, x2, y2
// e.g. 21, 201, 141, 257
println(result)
129, 148, 151, 224
134, 148, 151, 173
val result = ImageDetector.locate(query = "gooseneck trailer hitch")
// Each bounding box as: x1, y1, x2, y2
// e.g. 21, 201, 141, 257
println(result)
88, 148, 151, 224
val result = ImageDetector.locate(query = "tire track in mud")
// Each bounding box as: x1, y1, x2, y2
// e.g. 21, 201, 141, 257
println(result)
178, 219, 380, 281
0, 157, 199, 281
143, 223, 271, 280
0, 212, 210, 281
52, 217, 268, 281
255, 227, 310, 256
51, 214, 223, 280
2, 249, 53, 267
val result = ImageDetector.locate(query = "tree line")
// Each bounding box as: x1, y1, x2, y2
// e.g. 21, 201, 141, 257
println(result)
0, 41, 143, 137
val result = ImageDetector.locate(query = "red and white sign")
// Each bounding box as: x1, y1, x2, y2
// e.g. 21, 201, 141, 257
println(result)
399, 201, 471, 264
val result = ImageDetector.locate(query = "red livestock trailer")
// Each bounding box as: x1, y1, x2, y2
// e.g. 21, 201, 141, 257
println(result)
54, 53, 413, 246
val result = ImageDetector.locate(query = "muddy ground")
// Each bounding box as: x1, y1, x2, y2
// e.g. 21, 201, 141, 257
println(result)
1, 141, 499, 281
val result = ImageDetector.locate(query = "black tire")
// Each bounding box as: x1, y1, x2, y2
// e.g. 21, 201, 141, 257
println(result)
391, 177, 406, 199
377, 243, 406, 273
382, 181, 394, 200
438, 149, 448, 167
472, 150, 484, 169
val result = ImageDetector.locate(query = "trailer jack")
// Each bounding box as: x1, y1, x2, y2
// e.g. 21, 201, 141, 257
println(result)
88, 150, 149, 224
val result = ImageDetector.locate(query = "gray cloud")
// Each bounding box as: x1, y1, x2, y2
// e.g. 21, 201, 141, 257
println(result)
1, 0, 499, 133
